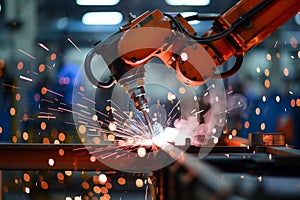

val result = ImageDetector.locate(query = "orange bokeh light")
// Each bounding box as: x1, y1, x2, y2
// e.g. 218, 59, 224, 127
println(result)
57, 173, 64, 181
82, 182, 90, 190
93, 186, 101, 194
10, 107, 16, 116
41, 181, 48, 190
43, 137, 50, 144
58, 132, 66, 141
39, 64, 45, 72
264, 79, 270, 88
15, 93, 21, 101
291, 99, 296, 107
58, 149, 64, 156
118, 177, 126, 185
244, 121, 250, 129
0, 58, 5, 69
283, 67, 289, 76
296, 99, 300, 107
23, 173, 30, 182
17, 61, 24, 70
50, 53, 57, 61
41, 87, 47, 95
40, 122, 47, 130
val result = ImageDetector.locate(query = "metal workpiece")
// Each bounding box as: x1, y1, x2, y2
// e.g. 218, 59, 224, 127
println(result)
248, 132, 285, 147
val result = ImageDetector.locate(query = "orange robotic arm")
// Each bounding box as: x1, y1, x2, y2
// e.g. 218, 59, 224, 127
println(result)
115, 0, 300, 86
84, 0, 300, 135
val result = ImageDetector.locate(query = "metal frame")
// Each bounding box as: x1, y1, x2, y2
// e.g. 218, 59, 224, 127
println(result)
1, 143, 300, 199
0, 143, 300, 171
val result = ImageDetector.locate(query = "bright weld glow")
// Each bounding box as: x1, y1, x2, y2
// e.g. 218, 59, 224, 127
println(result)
152, 127, 180, 146
180, 12, 200, 25
82, 12, 123, 25
166, 0, 210, 6
76, 0, 120, 6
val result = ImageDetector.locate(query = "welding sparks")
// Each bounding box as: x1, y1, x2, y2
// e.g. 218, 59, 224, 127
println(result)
38, 115, 57, 119
19, 75, 33, 82
43, 87, 64, 97
67, 37, 81, 52
18, 49, 36, 59
2, 83, 20, 89
37, 42, 50, 51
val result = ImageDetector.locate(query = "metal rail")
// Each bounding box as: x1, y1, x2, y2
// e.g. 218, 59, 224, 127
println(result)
0, 143, 113, 171
0, 143, 252, 171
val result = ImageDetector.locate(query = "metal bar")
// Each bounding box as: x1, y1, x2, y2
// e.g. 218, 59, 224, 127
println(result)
0, 144, 252, 170
1, 143, 299, 172
0, 143, 113, 171
266, 146, 300, 156
168, 145, 300, 200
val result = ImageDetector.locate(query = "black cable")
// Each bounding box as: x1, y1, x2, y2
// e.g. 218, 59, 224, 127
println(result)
84, 49, 115, 89
212, 55, 244, 79
163, 12, 232, 42
184, 13, 218, 21
163, 0, 273, 43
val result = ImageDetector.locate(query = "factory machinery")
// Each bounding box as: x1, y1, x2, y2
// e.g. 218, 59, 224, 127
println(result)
1, 0, 300, 199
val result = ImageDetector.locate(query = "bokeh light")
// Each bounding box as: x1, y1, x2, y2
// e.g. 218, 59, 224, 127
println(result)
266, 53, 272, 61
137, 147, 146, 158
0, 58, 5, 69
290, 36, 298, 48
260, 123, 266, 131
264, 79, 270, 88
82, 181, 90, 190
23, 173, 30, 182
264, 69, 270, 77
39, 64, 45, 72
99, 174, 108, 183
117, 177, 126, 185
17, 61, 24, 70
93, 186, 101, 194
41, 181, 49, 190
40, 122, 47, 130
10, 107, 16, 116
48, 158, 55, 166
50, 53, 57, 61
283, 67, 289, 76
135, 178, 144, 188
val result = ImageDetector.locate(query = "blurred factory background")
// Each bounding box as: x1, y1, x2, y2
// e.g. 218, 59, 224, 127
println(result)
0, 0, 300, 199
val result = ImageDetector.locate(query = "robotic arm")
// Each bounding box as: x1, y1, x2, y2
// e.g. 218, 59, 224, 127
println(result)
84, 0, 300, 136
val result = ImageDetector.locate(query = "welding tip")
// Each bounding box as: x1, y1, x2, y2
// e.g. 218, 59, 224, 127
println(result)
142, 110, 155, 138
